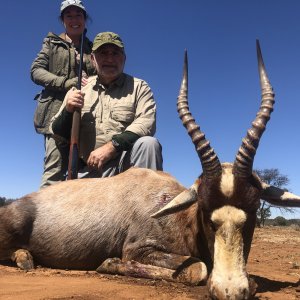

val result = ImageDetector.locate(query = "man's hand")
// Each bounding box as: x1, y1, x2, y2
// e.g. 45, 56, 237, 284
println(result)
65, 89, 85, 113
87, 142, 118, 170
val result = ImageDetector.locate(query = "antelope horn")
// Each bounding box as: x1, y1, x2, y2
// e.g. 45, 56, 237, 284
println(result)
177, 50, 222, 178
233, 40, 275, 177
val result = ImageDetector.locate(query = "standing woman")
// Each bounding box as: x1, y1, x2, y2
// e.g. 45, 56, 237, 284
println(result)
31, 0, 96, 188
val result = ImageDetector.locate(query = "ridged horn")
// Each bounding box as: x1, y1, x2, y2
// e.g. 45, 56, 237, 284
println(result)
177, 50, 222, 178
233, 40, 275, 177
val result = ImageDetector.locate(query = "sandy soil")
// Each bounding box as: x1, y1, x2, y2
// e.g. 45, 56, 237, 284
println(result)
0, 226, 299, 300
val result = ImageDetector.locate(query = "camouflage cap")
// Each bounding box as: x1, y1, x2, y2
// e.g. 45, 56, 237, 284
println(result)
60, 0, 86, 14
92, 32, 124, 52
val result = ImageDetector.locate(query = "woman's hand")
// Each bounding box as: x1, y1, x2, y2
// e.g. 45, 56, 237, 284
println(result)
81, 71, 89, 87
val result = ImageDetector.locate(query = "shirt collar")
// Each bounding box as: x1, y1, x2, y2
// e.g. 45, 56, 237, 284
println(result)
97, 73, 125, 90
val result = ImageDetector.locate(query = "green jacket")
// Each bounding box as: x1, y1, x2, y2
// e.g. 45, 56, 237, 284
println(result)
31, 32, 96, 134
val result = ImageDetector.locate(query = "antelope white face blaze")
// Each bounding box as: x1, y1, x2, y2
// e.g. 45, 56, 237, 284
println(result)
220, 163, 235, 198
209, 206, 249, 300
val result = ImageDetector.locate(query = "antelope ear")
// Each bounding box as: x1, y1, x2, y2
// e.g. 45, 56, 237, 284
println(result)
151, 179, 200, 218
261, 182, 300, 207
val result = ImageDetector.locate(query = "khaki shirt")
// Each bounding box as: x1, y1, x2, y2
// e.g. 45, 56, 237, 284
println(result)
51, 74, 156, 162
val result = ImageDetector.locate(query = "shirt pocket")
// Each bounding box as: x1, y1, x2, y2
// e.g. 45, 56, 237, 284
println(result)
111, 104, 135, 123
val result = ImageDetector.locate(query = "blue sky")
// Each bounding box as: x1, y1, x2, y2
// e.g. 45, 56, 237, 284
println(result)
1, 1, 299, 218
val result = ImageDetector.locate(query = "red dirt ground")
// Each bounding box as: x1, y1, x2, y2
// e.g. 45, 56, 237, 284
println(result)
0, 226, 299, 300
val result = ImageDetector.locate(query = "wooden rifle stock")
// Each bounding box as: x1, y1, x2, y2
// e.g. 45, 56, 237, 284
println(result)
67, 28, 87, 180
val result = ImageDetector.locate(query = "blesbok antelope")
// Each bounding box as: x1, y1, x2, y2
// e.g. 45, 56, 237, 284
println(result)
1, 40, 300, 300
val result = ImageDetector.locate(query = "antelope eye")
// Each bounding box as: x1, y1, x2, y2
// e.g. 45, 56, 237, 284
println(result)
209, 220, 217, 232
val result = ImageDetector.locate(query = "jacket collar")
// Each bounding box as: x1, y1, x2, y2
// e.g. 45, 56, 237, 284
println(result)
47, 32, 92, 51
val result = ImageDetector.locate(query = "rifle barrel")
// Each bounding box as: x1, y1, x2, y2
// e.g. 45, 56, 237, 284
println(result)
67, 28, 87, 180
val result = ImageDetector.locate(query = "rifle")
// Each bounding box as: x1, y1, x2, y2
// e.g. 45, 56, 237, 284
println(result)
67, 28, 87, 180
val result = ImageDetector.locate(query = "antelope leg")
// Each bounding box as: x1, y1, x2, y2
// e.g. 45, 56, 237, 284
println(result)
11, 249, 34, 270
97, 257, 207, 285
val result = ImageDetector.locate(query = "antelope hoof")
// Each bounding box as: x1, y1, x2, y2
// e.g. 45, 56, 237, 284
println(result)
96, 257, 122, 274
176, 261, 208, 285
11, 249, 34, 270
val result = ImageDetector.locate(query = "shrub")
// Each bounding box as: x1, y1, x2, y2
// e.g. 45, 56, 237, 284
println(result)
273, 216, 288, 226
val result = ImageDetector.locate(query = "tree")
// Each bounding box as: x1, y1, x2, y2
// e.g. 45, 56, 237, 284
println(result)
0, 197, 6, 206
256, 202, 271, 227
0, 196, 15, 206
255, 168, 295, 227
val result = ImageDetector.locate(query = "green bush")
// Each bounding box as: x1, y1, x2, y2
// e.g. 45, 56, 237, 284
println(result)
273, 216, 288, 226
